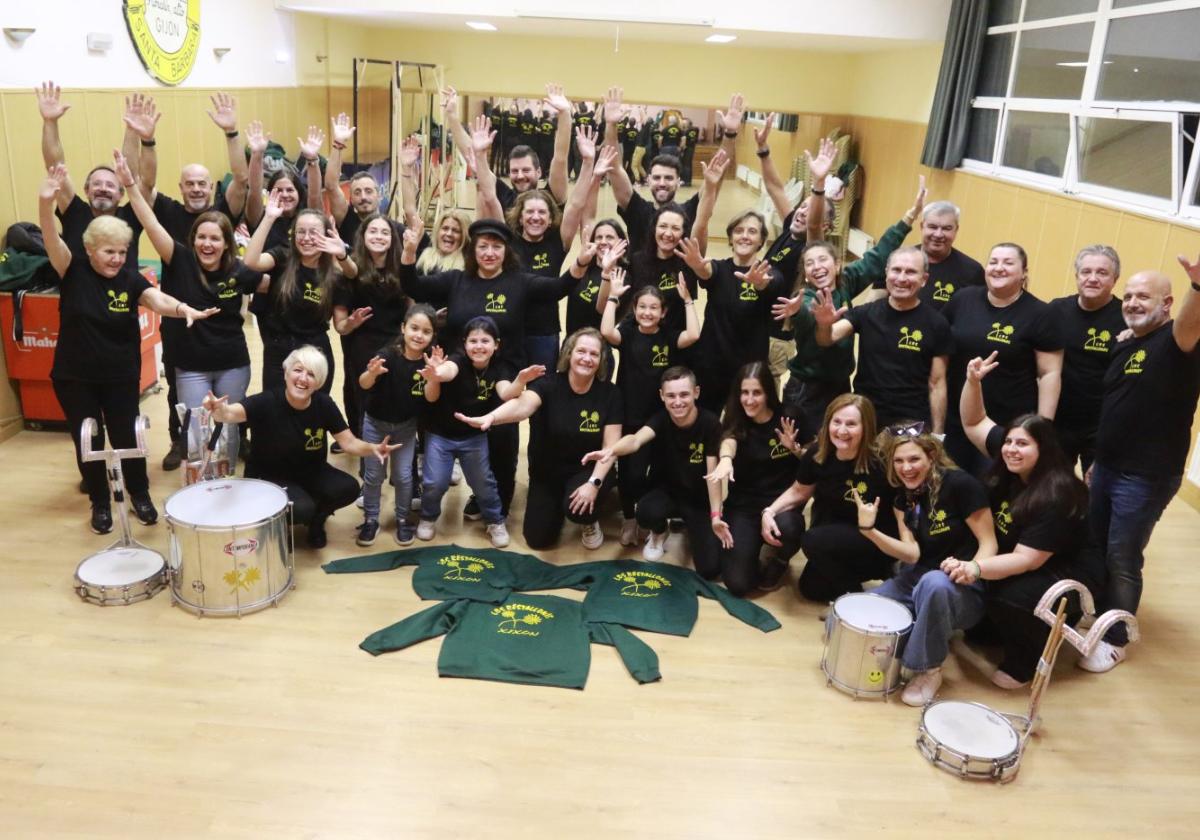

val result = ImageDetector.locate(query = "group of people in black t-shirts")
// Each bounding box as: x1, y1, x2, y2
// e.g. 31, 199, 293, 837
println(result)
37, 79, 1200, 702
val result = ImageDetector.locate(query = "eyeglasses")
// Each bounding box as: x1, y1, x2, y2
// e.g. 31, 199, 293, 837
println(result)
886, 421, 926, 437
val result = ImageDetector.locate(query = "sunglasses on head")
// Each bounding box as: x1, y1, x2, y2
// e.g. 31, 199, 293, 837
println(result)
886, 421, 926, 438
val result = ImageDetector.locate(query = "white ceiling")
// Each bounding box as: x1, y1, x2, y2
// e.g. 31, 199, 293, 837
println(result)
277, 0, 953, 51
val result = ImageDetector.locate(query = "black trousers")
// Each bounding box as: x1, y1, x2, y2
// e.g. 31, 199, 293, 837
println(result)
717, 506, 772, 596
340, 334, 373, 438
1055, 422, 1098, 475
261, 333, 334, 396
796, 522, 895, 603
782, 376, 850, 445
487, 423, 519, 515
53, 377, 149, 505
161, 330, 182, 444
680, 145, 696, 186
985, 566, 1081, 682
696, 361, 737, 414
616, 436, 652, 519
523, 468, 613, 549
636, 485, 720, 580
251, 463, 360, 528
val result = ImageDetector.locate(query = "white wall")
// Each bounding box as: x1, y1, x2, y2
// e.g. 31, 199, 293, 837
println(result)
0, 0, 298, 89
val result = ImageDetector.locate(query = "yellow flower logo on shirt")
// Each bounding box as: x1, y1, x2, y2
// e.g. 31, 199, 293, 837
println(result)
302, 281, 322, 304
768, 438, 792, 459
485, 292, 508, 314
1084, 327, 1113, 353
579, 410, 601, 433
843, 479, 869, 501
897, 326, 924, 353
927, 508, 950, 536
650, 344, 671, 367
688, 442, 705, 464
658, 272, 678, 292
410, 372, 426, 397
995, 501, 1013, 535
932, 280, 955, 302
107, 289, 131, 313
492, 602, 555, 636
739, 281, 759, 301
579, 281, 599, 303
1123, 349, 1146, 375
475, 375, 495, 401
216, 277, 239, 300
439, 553, 495, 582
304, 427, 325, 451
615, 570, 673, 598
531, 252, 551, 271
986, 322, 1015, 345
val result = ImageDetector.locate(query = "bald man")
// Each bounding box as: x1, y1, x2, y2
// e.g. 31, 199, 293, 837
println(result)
131, 93, 250, 469
1082, 264, 1200, 673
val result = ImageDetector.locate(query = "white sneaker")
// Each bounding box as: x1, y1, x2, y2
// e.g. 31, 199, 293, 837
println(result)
450, 462, 463, 485
643, 531, 667, 562
581, 522, 604, 550
1078, 640, 1127, 673
355, 494, 364, 509
416, 519, 437, 541
619, 518, 641, 547
486, 521, 510, 548
901, 667, 942, 707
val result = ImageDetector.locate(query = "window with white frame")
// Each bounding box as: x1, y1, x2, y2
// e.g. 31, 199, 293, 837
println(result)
963, 0, 1200, 222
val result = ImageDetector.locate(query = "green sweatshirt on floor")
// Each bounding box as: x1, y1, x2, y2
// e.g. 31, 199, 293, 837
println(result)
360, 594, 661, 689
323, 544, 584, 604
556, 560, 782, 637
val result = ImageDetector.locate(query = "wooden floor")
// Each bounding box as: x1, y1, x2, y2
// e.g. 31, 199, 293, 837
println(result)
2, 183, 1199, 838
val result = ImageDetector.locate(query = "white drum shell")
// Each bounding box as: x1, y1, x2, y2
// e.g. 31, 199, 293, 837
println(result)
164, 479, 293, 616
74, 547, 167, 606
821, 593, 913, 698
916, 700, 1023, 783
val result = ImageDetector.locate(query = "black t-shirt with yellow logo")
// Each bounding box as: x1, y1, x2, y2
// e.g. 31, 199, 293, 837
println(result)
727, 414, 802, 512
527, 372, 623, 481
943, 287, 1062, 429
51, 256, 153, 383
845, 298, 953, 426
794, 448, 895, 530
565, 264, 604, 335
242, 389, 348, 481
258, 245, 331, 341
697, 258, 788, 372
362, 344, 431, 425
1048, 295, 1126, 431
615, 319, 685, 427
645, 408, 721, 500
511, 235, 568, 335
922, 248, 985, 310
164, 248, 260, 372
427, 351, 515, 441
1096, 321, 1200, 477
892, 467, 989, 569
626, 249, 701, 334
984, 425, 1081, 560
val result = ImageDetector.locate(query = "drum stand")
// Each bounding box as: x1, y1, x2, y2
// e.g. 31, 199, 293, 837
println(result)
80, 415, 158, 553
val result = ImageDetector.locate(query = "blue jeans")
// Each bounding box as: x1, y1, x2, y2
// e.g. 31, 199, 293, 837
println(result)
525, 333, 560, 371
871, 564, 985, 672
1088, 462, 1181, 646
420, 432, 504, 525
176, 366, 251, 470
360, 413, 419, 521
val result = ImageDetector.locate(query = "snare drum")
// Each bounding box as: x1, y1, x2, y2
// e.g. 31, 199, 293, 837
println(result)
164, 479, 293, 617
74, 547, 167, 606
916, 700, 1024, 783
821, 593, 913, 699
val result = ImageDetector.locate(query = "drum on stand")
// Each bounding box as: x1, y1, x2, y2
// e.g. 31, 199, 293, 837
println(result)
75, 546, 167, 606
164, 478, 294, 617
916, 700, 1026, 783
821, 593, 912, 699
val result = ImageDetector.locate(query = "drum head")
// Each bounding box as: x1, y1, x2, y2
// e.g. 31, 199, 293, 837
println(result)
923, 701, 1019, 759
165, 479, 288, 527
834, 593, 913, 633
77, 547, 165, 585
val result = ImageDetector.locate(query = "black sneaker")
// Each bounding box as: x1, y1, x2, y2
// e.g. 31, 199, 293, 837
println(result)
131, 493, 158, 525
307, 520, 328, 549
758, 556, 789, 592
463, 497, 482, 521
78, 479, 88, 494
356, 519, 379, 547
161, 439, 185, 471
90, 504, 113, 535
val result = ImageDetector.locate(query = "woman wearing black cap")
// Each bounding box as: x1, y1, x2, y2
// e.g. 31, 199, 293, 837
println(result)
398, 218, 572, 368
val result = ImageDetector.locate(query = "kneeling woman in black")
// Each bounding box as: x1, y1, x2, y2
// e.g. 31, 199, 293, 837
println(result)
203, 346, 401, 548
761, 394, 895, 602
458, 328, 622, 551
705, 362, 802, 595
951, 352, 1092, 689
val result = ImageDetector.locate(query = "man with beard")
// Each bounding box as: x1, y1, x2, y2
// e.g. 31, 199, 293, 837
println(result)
125, 92, 252, 470
321, 111, 402, 247
603, 88, 744, 253
1080, 262, 1200, 674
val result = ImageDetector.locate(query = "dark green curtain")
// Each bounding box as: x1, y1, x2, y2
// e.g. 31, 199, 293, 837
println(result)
920, 0, 991, 169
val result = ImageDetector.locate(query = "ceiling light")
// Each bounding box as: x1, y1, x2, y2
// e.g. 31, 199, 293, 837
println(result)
466, 21, 497, 31
706, 34, 737, 43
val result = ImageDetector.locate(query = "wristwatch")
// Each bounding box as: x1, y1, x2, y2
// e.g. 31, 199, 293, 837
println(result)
589, 477, 603, 488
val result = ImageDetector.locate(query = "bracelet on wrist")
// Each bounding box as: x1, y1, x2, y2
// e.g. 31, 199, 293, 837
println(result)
224, 130, 239, 139
719, 454, 732, 461
140, 139, 156, 148
332, 141, 347, 151
858, 524, 873, 531
970, 559, 983, 580
723, 130, 738, 139
756, 148, 770, 158
576, 257, 589, 268
709, 510, 721, 520
607, 296, 620, 304
810, 187, 825, 195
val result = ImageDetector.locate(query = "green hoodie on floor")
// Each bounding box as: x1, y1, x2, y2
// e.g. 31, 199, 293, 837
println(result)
360, 594, 661, 689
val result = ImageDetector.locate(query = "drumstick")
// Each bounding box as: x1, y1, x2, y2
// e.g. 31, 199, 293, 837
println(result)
1027, 598, 1068, 733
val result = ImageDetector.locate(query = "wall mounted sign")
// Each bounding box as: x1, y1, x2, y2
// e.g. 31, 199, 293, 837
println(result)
123, 0, 201, 86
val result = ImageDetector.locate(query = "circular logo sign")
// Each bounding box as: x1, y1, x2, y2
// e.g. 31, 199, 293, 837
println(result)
123, 0, 201, 86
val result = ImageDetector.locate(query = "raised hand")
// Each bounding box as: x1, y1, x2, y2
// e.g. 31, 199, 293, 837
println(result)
705, 458, 734, 484
263, 191, 286, 220
966, 350, 1000, 382
735, 260, 772, 289
711, 515, 734, 549
674, 236, 707, 271
440, 86, 458, 116
312, 228, 348, 259
577, 239, 599, 267
575, 124, 597, 162
206, 92, 238, 133
775, 416, 799, 453
402, 218, 425, 253
298, 125, 325, 160
602, 86, 627, 123
701, 149, 730, 186
607, 266, 630, 300
345, 307, 374, 331
111, 150, 136, 188
849, 488, 879, 531
599, 238, 627, 272
365, 355, 389, 378
418, 347, 443, 382
246, 120, 270, 155
39, 164, 69, 200
908, 174, 927, 222
809, 287, 847, 327
716, 93, 745, 136
675, 273, 694, 305
544, 83, 571, 114
470, 114, 496, 154
36, 81, 70, 121
1177, 251, 1200, 287
516, 364, 547, 385
123, 93, 161, 141
594, 144, 618, 179
753, 112, 775, 149
806, 135, 838, 183
330, 112, 356, 147
399, 136, 421, 170
772, 292, 804, 321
